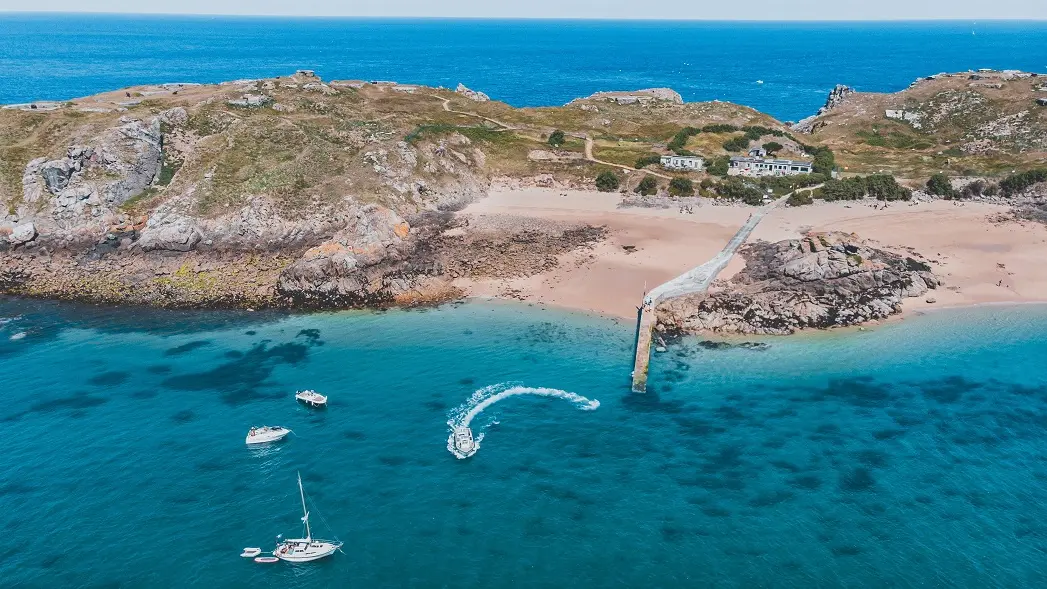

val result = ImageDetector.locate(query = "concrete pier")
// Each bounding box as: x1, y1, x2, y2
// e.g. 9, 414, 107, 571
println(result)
630, 193, 793, 393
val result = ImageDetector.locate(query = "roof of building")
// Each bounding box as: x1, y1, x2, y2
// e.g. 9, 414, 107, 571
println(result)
662, 154, 703, 160
730, 156, 813, 166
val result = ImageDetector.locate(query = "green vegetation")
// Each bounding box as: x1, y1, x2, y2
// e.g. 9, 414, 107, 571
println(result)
701, 124, 738, 133
786, 190, 814, 207
706, 156, 730, 177
714, 177, 765, 205
799, 143, 836, 177
635, 176, 658, 196
723, 136, 751, 152
926, 173, 956, 198
762, 141, 783, 155
595, 171, 620, 192
668, 177, 694, 197
548, 129, 566, 148
668, 127, 701, 155
1000, 168, 1047, 196
634, 154, 662, 169
815, 174, 911, 202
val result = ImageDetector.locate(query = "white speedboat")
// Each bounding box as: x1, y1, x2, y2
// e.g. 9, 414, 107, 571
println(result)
295, 390, 327, 408
245, 426, 291, 445
273, 472, 343, 563
453, 426, 476, 456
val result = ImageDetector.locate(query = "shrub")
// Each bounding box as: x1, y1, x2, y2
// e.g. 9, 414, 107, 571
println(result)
635, 176, 658, 196
595, 171, 620, 192
818, 175, 911, 202
960, 179, 986, 199
668, 177, 695, 197
668, 127, 701, 155
787, 190, 814, 207
723, 136, 751, 152
744, 125, 786, 139
865, 174, 912, 201
999, 168, 1047, 196
702, 123, 738, 133
548, 129, 566, 147
706, 156, 730, 177
762, 141, 784, 155
926, 173, 956, 198
983, 183, 1000, 197
635, 154, 662, 169
716, 177, 764, 205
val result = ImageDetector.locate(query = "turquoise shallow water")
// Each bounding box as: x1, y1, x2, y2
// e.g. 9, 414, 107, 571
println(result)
2, 298, 1047, 587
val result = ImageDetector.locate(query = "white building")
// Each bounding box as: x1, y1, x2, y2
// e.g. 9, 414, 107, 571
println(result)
728, 156, 813, 177
660, 155, 704, 171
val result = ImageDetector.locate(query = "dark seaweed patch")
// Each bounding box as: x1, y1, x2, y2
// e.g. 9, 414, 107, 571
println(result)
769, 460, 802, 473
701, 506, 732, 518
872, 428, 905, 441
342, 430, 366, 440
674, 416, 726, 437
30, 392, 107, 414
87, 371, 130, 386
164, 340, 212, 356
661, 525, 686, 542
296, 329, 324, 346
224, 350, 244, 359
170, 409, 196, 424
853, 449, 890, 468
378, 456, 408, 467
459, 377, 475, 386
840, 467, 876, 492
130, 390, 158, 399
749, 489, 795, 508
830, 545, 862, 557
146, 364, 172, 374
245, 331, 256, 336
161, 341, 310, 404
920, 375, 983, 404
788, 475, 822, 490
423, 399, 448, 411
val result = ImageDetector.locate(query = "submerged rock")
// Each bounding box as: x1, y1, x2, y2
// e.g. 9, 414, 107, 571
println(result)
658, 232, 940, 335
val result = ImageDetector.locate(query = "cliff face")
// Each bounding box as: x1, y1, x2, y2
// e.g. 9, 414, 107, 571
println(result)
658, 233, 940, 335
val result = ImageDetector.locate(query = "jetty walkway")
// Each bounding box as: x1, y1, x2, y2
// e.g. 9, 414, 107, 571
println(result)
630, 192, 793, 393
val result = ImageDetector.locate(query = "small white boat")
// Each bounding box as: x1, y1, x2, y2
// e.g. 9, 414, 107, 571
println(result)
295, 390, 327, 408
241, 547, 262, 558
254, 556, 279, 564
453, 426, 476, 456
245, 426, 291, 445
273, 472, 343, 563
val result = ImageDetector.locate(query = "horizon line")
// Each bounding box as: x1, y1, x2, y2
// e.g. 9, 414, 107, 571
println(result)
2, 11, 1047, 22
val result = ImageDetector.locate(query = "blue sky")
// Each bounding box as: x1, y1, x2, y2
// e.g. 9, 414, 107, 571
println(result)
1, 0, 1046, 19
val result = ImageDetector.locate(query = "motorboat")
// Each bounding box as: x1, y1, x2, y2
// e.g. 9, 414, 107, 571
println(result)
295, 390, 327, 408
245, 426, 291, 445
273, 472, 343, 563
452, 426, 476, 456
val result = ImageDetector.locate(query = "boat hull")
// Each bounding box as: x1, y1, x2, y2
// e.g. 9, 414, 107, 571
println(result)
245, 428, 291, 445
273, 540, 340, 562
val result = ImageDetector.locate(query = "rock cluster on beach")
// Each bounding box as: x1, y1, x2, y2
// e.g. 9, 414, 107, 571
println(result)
657, 232, 940, 335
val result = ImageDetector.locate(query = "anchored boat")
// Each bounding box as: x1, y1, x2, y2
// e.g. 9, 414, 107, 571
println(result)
295, 390, 327, 408
273, 472, 343, 563
245, 426, 291, 445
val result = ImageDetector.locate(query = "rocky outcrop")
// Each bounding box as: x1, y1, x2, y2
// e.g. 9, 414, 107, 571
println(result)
571, 88, 684, 106
792, 84, 855, 133
18, 117, 162, 234
6, 222, 37, 245
456, 83, 490, 102
276, 205, 417, 304
658, 232, 939, 335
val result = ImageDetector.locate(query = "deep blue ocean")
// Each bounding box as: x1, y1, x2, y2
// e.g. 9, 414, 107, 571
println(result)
2, 15, 1047, 120
3, 298, 1047, 587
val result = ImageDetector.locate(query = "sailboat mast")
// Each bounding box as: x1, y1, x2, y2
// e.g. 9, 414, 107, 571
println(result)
298, 472, 312, 541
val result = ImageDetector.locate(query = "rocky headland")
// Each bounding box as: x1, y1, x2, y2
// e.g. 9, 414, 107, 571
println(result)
657, 232, 941, 335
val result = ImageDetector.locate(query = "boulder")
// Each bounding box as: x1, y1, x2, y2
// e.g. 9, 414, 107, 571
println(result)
138, 214, 202, 251
456, 83, 490, 102
7, 222, 37, 245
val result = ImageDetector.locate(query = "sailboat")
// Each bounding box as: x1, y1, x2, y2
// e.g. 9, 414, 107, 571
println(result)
273, 472, 343, 563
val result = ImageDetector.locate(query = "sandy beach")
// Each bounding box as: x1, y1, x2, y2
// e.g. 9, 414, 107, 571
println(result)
456, 187, 1047, 319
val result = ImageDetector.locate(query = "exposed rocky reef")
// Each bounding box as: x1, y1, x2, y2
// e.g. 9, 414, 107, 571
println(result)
657, 232, 940, 335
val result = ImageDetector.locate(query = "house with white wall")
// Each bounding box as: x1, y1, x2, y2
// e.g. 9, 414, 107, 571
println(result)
728, 156, 813, 177
660, 155, 704, 171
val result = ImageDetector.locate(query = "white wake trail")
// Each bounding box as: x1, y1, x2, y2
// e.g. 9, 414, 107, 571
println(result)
446, 383, 600, 459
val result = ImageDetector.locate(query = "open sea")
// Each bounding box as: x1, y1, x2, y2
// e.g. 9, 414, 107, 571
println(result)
2, 298, 1047, 587
2, 16, 1047, 120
